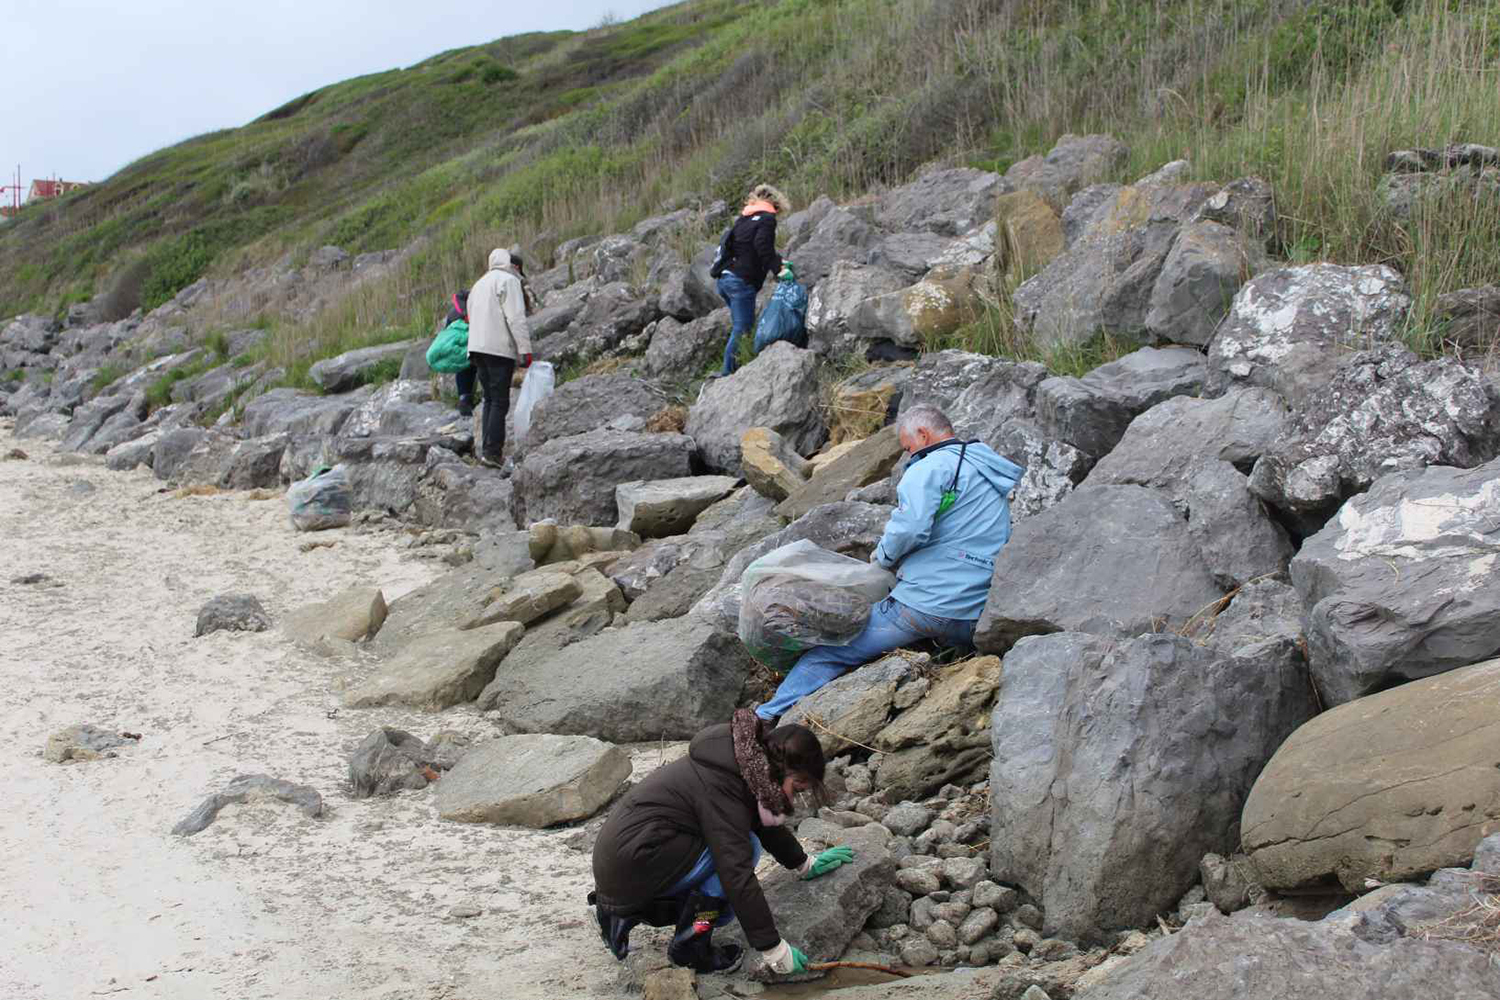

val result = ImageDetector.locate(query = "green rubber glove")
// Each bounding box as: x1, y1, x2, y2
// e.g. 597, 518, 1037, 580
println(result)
790, 944, 809, 973
805, 845, 855, 879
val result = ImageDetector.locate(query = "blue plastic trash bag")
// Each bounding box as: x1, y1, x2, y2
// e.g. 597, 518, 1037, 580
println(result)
753, 278, 809, 354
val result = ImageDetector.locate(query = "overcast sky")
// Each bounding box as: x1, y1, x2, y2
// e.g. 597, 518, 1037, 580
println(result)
3, 0, 671, 196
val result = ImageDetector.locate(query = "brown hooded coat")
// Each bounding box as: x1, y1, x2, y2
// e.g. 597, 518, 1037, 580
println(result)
590, 723, 808, 951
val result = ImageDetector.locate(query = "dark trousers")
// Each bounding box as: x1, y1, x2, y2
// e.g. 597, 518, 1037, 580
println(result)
455, 365, 476, 400
470, 352, 515, 461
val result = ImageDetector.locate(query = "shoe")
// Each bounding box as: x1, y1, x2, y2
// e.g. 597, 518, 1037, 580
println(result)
666, 892, 744, 974
456, 394, 474, 417
478, 454, 504, 470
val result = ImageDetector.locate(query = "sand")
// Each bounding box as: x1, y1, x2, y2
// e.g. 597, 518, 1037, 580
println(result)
0, 424, 680, 1000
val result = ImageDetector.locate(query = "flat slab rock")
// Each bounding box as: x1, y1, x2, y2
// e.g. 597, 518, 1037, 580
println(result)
738, 823, 897, 980
435, 734, 631, 828
343, 621, 525, 711
172, 775, 323, 836
1073, 908, 1498, 1000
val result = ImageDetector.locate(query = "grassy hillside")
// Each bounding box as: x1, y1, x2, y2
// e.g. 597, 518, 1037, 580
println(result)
3, 0, 1498, 374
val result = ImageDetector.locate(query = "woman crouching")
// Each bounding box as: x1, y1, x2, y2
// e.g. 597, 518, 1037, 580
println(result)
590, 709, 854, 975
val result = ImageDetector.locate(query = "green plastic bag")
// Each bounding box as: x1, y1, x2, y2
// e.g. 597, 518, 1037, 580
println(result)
425, 319, 471, 373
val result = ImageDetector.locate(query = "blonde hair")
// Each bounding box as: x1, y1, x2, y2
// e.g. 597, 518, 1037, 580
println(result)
749, 183, 791, 215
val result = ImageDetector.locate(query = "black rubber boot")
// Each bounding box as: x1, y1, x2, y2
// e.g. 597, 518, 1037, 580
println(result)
666, 892, 744, 974
456, 394, 474, 417
588, 891, 637, 961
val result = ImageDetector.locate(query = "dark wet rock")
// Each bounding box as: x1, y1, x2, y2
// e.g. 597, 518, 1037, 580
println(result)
513, 430, 694, 527
195, 594, 272, 637
171, 774, 323, 836
348, 727, 468, 798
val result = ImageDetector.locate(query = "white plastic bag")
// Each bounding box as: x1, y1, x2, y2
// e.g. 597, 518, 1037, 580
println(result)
512, 361, 555, 449
287, 464, 351, 531
736, 539, 895, 672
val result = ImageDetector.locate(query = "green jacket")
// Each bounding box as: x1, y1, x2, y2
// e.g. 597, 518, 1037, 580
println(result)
425, 319, 471, 373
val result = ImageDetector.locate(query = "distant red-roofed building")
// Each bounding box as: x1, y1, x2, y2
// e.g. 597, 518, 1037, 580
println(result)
27, 178, 89, 201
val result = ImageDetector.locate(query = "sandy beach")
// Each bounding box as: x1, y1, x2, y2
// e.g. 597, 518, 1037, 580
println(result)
0, 424, 670, 1000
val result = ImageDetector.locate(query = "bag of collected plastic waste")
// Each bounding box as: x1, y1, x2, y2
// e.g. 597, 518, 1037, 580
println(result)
512, 361, 556, 449
752, 273, 809, 354
287, 464, 351, 531
736, 539, 895, 672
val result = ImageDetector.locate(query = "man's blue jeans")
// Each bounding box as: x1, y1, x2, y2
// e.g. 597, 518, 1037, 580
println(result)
666, 835, 763, 926
755, 597, 977, 721
716, 272, 758, 375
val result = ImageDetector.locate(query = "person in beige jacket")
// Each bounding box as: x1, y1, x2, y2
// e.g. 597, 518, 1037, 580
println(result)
467, 248, 534, 467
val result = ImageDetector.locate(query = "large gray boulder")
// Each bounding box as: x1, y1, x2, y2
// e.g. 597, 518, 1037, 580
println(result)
308, 341, 412, 393
643, 310, 728, 378
1177, 459, 1295, 589
1083, 388, 1291, 490
59, 393, 137, 453
1012, 223, 1179, 350
1290, 456, 1500, 705
1143, 220, 1254, 346
685, 342, 825, 475
1242, 656, 1500, 893
512, 430, 694, 527
525, 373, 665, 452
540, 281, 657, 369
1205, 264, 1410, 407
342, 621, 524, 711
1249, 347, 1500, 535
481, 616, 756, 741
1036, 346, 1207, 461
877, 167, 1009, 236
240, 386, 367, 439
1004, 134, 1128, 213
1072, 909, 1499, 1000
789, 206, 877, 290
412, 448, 517, 534
435, 734, 630, 828
737, 823, 896, 972
176, 432, 289, 489
974, 485, 1224, 654
805, 262, 909, 353
991, 632, 1316, 943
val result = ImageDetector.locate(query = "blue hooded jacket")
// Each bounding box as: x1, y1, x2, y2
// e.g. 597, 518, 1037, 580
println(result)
872, 439, 1023, 620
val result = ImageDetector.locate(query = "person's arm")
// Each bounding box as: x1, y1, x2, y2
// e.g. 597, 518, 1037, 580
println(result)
754, 216, 783, 277
758, 824, 808, 873
503, 276, 533, 357
872, 457, 945, 569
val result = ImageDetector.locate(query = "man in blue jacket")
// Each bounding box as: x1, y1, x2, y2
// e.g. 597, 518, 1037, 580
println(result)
755, 404, 1022, 722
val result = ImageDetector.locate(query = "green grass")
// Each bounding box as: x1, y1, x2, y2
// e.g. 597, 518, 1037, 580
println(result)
90, 363, 130, 393
144, 358, 214, 411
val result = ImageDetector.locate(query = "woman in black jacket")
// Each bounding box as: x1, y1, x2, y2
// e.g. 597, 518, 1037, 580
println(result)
590, 710, 854, 975
715, 183, 790, 376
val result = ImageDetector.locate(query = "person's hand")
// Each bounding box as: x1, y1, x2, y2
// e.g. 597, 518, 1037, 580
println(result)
760, 939, 809, 974
803, 846, 855, 879
521, 353, 534, 368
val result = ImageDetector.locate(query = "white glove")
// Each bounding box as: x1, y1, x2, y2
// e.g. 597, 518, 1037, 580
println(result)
760, 939, 805, 974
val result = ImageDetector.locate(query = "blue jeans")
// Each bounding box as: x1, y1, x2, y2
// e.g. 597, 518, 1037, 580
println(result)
716, 272, 758, 374
755, 597, 977, 721
667, 835, 763, 925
